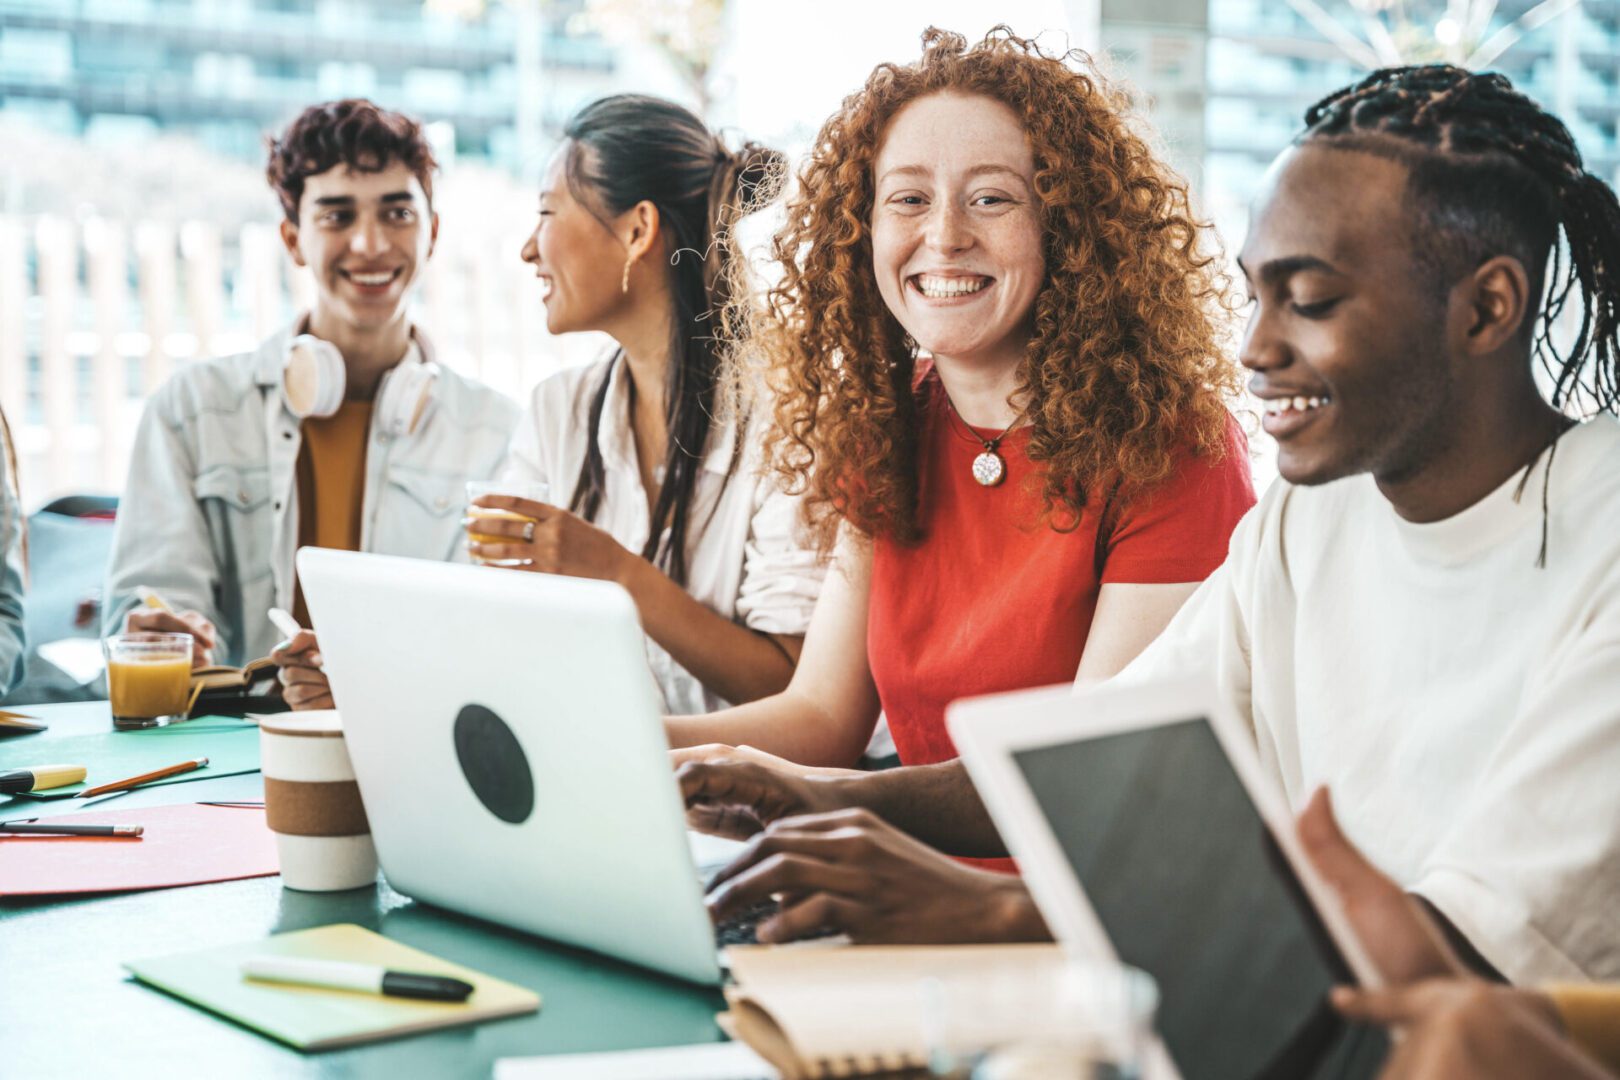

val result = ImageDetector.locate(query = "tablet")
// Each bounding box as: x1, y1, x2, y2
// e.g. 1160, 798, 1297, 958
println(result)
949, 675, 1384, 1080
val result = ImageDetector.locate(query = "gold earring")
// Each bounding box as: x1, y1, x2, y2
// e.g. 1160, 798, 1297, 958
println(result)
621, 256, 633, 294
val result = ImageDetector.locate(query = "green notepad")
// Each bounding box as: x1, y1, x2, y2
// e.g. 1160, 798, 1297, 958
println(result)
125, 923, 542, 1051
0, 718, 260, 802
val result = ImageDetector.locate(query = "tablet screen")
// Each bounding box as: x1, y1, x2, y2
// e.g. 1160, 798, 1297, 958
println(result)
1012, 717, 1378, 1080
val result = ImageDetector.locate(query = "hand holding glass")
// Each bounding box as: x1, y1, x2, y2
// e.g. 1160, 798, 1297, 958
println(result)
465, 480, 550, 567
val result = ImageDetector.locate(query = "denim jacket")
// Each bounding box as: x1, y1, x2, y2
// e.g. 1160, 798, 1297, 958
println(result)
104, 324, 520, 666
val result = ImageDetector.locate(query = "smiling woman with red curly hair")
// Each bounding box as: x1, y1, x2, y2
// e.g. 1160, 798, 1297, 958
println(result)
765, 28, 1244, 547
667, 28, 1255, 809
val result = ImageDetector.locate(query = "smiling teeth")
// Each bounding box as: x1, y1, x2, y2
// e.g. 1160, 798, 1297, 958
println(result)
1263, 396, 1331, 414
915, 274, 989, 298
349, 272, 394, 286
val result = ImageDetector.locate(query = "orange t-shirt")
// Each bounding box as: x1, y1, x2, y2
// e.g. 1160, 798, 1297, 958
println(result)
292, 400, 373, 626
867, 377, 1256, 871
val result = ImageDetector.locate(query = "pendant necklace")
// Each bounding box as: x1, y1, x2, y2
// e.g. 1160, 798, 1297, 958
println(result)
940, 389, 1021, 487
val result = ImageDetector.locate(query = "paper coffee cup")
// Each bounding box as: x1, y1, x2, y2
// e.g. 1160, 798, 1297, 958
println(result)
258, 710, 377, 892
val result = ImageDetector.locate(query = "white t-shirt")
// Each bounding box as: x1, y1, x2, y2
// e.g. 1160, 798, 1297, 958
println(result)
1115, 415, 1620, 983
500, 356, 825, 715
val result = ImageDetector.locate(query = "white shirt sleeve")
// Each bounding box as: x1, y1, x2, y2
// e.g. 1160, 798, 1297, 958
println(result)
1412, 576, 1620, 983
1105, 499, 1262, 736
496, 381, 556, 494
732, 470, 825, 636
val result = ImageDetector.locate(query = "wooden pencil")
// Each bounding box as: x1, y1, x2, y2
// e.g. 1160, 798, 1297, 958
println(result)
76, 757, 210, 798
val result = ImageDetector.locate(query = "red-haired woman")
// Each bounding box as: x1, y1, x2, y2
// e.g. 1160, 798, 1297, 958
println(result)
668, 28, 1255, 822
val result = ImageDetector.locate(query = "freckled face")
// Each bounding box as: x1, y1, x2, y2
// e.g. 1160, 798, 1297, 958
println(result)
870, 92, 1045, 371
519, 147, 628, 335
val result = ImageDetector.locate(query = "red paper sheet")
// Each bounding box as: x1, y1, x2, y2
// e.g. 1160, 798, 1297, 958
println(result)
0, 803, 279, 897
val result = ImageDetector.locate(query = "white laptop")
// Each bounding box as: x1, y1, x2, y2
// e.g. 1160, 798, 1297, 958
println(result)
948, 675, 1386, 1080
297, 547, 740, 986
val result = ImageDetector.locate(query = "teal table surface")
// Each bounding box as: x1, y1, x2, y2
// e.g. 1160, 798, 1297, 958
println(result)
0, 702, 726, 1079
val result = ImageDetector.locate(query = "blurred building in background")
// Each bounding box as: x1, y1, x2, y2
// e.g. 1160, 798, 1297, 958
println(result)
0, 0, 615, 169
0, 0, 639, 502
1202, 0, 1618, 234
0, 0, 1612, 507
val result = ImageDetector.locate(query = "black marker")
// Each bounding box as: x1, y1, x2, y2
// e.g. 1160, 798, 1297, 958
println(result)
241, 957, 475, 1002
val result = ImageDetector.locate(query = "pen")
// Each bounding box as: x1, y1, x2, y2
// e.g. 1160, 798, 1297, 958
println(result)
268, 607, 322, 670
0, 822, 144, 837
0, 764, 88, 794
240, 957, 475, 1002
267, 607, 303, 641
135, 586, 174, 613
76, 757, 209, 799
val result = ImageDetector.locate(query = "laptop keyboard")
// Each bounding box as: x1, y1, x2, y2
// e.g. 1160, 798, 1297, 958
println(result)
695, 835, 844, 949
714, 898, 779, 947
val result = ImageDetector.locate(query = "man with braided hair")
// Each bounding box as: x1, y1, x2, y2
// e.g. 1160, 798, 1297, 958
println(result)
682, 63, 1620, 1015
1121, 63, 1620, 987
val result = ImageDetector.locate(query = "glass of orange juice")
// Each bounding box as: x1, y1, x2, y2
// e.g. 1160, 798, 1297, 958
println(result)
466, 480, 550, 567
105, 632, 194, 730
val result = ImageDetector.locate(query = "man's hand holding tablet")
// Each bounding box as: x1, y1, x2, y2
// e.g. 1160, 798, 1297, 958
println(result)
1298, 788, 1613, 1080
949, 676, 1387, 1080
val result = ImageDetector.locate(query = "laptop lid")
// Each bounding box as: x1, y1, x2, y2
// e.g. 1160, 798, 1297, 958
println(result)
948, 675, 1384, 1080
296, 547, 722, 986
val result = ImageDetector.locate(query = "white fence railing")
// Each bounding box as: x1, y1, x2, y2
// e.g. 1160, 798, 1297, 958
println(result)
0, 213, 604, 511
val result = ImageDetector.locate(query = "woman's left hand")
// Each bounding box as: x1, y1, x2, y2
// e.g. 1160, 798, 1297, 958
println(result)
466, 495, 635, 583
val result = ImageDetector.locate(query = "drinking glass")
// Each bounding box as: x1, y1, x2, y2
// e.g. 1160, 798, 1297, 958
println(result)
105, 632, 194, 729
923, 958, 1159, 1079
465, 480, 550, 567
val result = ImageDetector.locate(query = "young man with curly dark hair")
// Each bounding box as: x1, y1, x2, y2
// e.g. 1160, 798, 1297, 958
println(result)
105, 100, 518, 689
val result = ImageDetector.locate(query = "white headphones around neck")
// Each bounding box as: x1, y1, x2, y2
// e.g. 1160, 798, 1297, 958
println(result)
282, 333, 439, 437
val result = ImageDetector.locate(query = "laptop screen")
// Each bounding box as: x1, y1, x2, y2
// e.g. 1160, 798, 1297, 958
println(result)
1012, 717, 1377, 1080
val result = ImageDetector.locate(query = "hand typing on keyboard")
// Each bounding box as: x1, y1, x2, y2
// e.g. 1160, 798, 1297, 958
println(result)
703, 808, 1050, 945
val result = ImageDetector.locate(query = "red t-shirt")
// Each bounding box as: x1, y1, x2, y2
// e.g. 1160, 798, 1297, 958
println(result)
867, 379, 1256, 867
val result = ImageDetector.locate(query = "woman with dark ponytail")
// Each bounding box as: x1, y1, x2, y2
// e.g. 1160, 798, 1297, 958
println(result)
0, 405, 26, 700
468, 95, 824, 713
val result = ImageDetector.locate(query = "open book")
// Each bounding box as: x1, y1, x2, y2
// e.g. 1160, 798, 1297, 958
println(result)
187, 657, 289, 717
720, 944, 1067, 1079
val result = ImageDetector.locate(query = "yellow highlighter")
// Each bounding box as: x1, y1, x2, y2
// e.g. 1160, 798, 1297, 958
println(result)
0, 764, 89, 795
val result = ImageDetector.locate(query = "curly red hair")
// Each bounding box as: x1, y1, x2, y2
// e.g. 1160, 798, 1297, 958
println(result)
751, 27, 1241, 548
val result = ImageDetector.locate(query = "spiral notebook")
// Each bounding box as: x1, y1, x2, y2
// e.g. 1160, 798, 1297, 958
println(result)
720, 943, 1065, 1079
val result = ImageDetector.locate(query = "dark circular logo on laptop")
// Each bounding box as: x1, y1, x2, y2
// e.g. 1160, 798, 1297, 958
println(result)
452, 704, 534, 824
